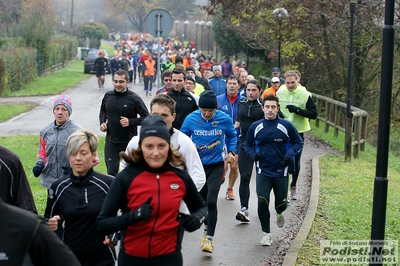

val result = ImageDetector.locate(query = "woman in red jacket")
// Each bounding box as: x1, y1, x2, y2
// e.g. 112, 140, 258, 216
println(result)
97, 115, 206, 266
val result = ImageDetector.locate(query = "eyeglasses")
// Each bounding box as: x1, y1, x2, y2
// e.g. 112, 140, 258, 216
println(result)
113, 80, 126, 84
185, 82, 195, 85
272, 82, 280, 84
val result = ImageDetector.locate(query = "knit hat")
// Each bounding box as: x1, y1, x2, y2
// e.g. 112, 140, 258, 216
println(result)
186, 75, 196, 84
175, 56, 183, 64
198, 90, 218, 109
139, 115, 170, 144
53, 94, 72, 115
185, 66, 196, 73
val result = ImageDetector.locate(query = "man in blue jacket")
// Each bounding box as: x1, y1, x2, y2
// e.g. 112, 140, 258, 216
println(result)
217, 75, 241, 201
181, 90, 237, 254
244, 94, 303, 247
208, 65, 226, 96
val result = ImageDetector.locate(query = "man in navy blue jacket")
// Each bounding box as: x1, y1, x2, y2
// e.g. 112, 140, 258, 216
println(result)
244, 94, 303, 247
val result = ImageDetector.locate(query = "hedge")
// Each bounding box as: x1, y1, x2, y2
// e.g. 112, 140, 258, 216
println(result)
0, 35, 78, 94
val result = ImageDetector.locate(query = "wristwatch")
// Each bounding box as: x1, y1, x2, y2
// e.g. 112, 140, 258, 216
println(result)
229, 151, 236, 156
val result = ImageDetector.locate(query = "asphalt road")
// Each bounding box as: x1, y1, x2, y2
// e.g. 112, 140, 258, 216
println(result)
0, 75, 333, 265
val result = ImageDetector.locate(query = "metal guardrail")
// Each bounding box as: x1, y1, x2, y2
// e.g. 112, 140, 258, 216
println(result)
259, 76, 368, 159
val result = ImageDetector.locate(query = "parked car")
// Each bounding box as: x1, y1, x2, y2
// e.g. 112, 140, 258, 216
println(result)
84, 49, 111, 74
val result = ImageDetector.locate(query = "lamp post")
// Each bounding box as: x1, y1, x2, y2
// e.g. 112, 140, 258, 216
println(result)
195, 21, 199, 48
174, 20, 179, 38
273, 8, 289, 69
184, 20, 190, 40
70, 0, 74, 29
206, 21, 213, 55
370, 0, 395, 262
199, 21, 205, 51
345, 0, 356, 161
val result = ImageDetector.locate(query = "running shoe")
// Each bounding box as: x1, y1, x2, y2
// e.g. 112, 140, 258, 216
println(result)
260, 232, 272, 246
236, 207, 250, 222
276, 212, 285, 228
225, 188, 235, 200
201, 239, 214, 253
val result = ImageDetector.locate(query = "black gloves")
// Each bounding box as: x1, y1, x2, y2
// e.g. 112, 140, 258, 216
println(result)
182, 213, 204, 232
283, 157, 292, 167
129, 197, 153, 224
286, 105, 299, 113
254, 152, 261, 161
32, 162, 44, 177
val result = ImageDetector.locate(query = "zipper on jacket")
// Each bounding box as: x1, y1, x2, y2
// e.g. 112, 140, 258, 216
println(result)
84, 188, 88, 203
247, 101, 253, 116
148, 173, 161, 258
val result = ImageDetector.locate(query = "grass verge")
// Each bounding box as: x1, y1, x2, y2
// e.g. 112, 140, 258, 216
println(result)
0, 104, 37, 122
296, 123, 400, 264
1, 60, 88, 97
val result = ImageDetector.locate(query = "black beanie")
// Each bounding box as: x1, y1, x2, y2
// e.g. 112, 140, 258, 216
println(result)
185, 66, 196, 73
186, 75, 196, 84
199, 90, 218, 109
175, 56, 183, 64
139, 115, 170, 144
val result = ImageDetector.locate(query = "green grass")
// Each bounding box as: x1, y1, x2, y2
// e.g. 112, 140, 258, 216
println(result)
296, 123, 400, 265
0, 104, 37, 122
0, 135, 108, 216
1, 60, 88, 97
0, 42, 114, 98
101, 42, 115, 57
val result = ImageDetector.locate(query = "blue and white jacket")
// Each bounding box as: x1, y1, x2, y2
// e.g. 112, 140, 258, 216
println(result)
181, 109, 237, 165
209, 77, 226, 96
244, 116, 303, 178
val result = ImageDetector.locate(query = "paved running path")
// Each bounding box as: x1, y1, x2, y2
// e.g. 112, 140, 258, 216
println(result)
0, 75, 334, 265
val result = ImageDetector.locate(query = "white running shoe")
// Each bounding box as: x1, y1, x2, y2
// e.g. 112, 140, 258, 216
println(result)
260, 232, 272, 246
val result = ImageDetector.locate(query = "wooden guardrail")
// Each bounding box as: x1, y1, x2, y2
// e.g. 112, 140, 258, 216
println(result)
312, 93, 368, 160
259, 76, 368, 159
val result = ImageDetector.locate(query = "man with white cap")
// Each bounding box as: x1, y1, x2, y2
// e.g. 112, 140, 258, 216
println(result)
262, 76, 281, 98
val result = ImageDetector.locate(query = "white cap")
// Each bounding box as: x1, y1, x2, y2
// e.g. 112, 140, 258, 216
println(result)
271, 77, 280, 83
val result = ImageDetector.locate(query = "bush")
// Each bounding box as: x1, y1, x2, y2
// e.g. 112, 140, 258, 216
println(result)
0, 35, 78, 94
0, 47, 37, 94
41, 36, 78, 69
75, 22, 109, 49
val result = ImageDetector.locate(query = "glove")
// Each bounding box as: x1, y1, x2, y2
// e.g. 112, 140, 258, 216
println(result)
254, 152, 261, 162
62, 166, 72, 176
283, 157, 292, 167
32, 162, 44, 177
182, 213, 204, 232
286, 105, 299, 113
129, 197, 153, 224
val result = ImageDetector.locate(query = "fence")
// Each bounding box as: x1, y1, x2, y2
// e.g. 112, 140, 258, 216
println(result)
259, 76, 368, 160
